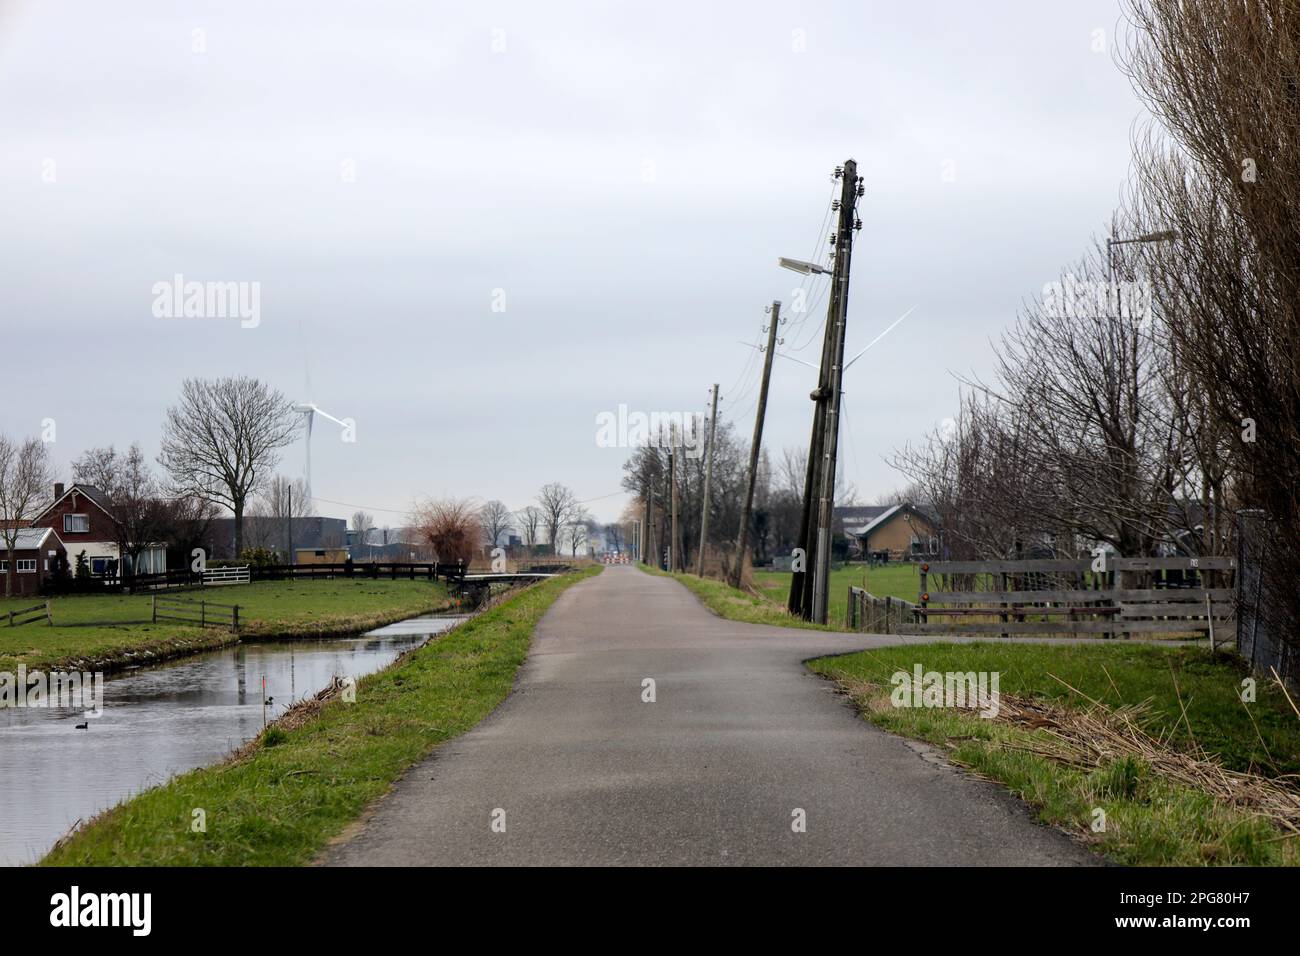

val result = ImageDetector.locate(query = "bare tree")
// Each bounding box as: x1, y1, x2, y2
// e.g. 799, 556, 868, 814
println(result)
155, 493, 221, 570
515, 505, 542, 549
1119, 0, 1300, 666
604, 519, 624, 554
564, 507, 592, 557
246, 475, 312, 555
72, 442, 167, 576
478, 499, 513, 548
158, 377, 297, 556
0, 434, 54, 597
351, 510, 375, 549
412, 497, 482, 564
535, 482, 577, 555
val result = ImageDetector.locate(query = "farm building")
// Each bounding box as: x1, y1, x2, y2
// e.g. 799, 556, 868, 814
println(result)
842, 503, 941, 560
0, 527, 65, 597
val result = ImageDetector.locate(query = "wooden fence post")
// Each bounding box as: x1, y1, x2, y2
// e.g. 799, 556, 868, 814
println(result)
919, 564, 929, 626
46, 600, 52, 626
1206, 593, 1215, 652
232, 604, 240, 634
884, 595, 893, 635
152, 594, 157, 624
1000, 571, 1009, 638
200, 601, 206, 628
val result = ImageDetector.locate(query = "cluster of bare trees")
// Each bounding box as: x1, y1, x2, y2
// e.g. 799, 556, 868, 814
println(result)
895, 1, 1300, 650
409, 482, 597, 564
617, 417, 851, 574
893, 232, 1207, 561
1122, 0, 1300, 656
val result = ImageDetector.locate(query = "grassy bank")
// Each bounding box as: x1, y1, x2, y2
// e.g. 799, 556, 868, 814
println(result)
40, 566, 600, 867
809, 642, 1300, 865
0, 579, 455, 674
638, 563, 834, 631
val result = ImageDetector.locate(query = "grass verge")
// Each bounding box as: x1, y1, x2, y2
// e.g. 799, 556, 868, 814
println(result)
809, 642, 1300, 865
637, 562, 836, 631
39, 567, 601, 866
754, 562, 920, 620
0, 579, 455, 674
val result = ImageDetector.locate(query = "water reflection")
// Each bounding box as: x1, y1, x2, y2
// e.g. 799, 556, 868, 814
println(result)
0, 614, 467, 866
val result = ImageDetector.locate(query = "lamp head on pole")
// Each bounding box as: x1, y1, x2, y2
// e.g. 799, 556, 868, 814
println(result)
778, 257, 832, 276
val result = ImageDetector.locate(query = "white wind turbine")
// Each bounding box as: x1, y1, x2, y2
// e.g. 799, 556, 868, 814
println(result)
293, 330, 354, 502
293, 401, 351, 502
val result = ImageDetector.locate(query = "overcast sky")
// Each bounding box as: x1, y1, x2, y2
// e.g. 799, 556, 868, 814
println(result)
0, 0, 1146, 525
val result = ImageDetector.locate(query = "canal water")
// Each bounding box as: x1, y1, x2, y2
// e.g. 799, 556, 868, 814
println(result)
0, 614, 467, 866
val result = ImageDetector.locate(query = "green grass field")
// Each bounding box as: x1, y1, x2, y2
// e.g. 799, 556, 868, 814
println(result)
41, 567, 601, 867
809, 642, 1300, 865
753, 562, 920, 625
0, 579, 454, 673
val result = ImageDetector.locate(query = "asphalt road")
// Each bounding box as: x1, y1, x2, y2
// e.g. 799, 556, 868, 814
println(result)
323, 566, 1098, 866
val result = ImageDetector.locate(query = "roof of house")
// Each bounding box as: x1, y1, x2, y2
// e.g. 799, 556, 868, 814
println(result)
834, 505, 893, 526
7, 527, 55, 550
844, 502, 941, 537
33, 483, 118, 523
846, 504, 903, 536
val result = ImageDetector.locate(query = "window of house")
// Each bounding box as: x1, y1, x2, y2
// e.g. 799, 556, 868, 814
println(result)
0, 561, 6, 572
89, 556, 115, 576
17, 559, 36, 573
64, 514, 90, 533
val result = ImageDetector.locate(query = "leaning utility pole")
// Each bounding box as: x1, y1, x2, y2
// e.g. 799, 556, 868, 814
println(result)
810, 159, 862, 623
695, 383, 720, 576
732, 301, 782, 587
789, 160, 862, 622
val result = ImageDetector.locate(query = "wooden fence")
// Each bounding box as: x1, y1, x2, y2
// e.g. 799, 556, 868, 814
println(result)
5, 601, 50, 627
203, 565, 250, 586
846, 588, 917, 634
845, 556, 1237, 640
152, 594, 241, 633
42, 560, 469, 595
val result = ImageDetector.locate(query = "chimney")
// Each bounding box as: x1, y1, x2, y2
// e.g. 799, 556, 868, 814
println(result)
54, 482, 65, 499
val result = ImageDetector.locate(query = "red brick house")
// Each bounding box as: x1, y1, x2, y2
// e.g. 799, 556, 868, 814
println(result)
28, 482, 167, 580
0, 526, 64, 597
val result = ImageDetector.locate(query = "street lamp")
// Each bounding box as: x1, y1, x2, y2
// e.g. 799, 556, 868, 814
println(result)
778, 257, 833, 277
1106, 229, 1178, 284
1105, 228, 1177, 330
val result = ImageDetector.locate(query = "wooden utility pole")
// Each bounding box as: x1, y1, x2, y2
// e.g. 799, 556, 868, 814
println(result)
695, 384, 720, 576
811, 159, 861, 623
286, 484, 294, 566
732, 301, 782, 587
646, 487, 658, 568
789, 160, 861, 621
641, 481, 652, 564
669, 432, 680, 572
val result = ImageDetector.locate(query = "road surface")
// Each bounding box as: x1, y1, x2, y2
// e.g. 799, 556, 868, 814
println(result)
324, 566, 1097, 866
